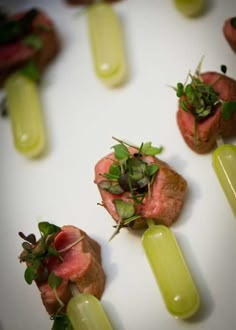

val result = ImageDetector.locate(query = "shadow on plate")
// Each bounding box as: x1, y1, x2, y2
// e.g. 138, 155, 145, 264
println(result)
102, 299, 127, 330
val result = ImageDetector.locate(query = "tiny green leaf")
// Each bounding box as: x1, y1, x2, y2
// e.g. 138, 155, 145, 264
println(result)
98, 180, 111, 191
19, 60, 40, 81
24, 266, 37, 284
112, 144, 130, 160
221, 101, 236, 120
48, 272, 63, 289
51, 314, 73, 330
23, 34, 43, 50
141, 142, 163, 156
109, 164, 121, 177
38, 222, 61, 237
113, 199, 135, 220
147, 163, 159, 176
109, 184, 124, 195
47, 246, 60, 257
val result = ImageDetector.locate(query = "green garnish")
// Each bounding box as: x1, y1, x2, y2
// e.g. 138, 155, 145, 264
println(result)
19, 60, 40, 81
174, 60, 236, 145
221, 101, 236, 120
19, 222, 61, 284
19, 222, 83, 330
51, 314, 73, 330
23, 34, 43, 50
19, 221, 84, 284
0, 8, 39, 44
98, 137, 162, 239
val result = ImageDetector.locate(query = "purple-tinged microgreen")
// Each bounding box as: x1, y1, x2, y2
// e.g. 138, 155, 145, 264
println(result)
19, 222, 83, 285
98, 138, 162, 237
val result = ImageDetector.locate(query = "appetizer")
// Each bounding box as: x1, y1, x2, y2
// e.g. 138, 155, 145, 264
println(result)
65, 0, 122, 5
173, 0, 205, 17
0, 8, 59, 157
19, 222, 106, 328
175, 62, 236, 153
94, 137, 187, 238
223, 17, 236, 53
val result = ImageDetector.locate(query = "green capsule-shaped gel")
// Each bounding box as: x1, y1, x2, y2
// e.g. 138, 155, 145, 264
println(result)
174, 0, 205, 17
212, 144, 236, 216
87, 3, 127, 87
142, 221, 200, 319
4, 73, 45, 158
67, 293, 113, 330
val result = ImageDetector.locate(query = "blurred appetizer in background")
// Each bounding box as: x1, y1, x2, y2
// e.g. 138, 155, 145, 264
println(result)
173, 0, 206, 17
19, 222, 111, 329
0, 8, 59, 157
94, 137, 187, 239
65, 0, 122, 5
174, 61, 236, 153
87, 2, 127, 87
223, 17, 236, 53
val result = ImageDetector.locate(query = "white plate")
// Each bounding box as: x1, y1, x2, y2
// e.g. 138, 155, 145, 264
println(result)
0, 1, 236, 329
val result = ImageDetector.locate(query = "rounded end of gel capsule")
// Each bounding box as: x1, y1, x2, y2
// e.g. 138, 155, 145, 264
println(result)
167, 291, 200, 319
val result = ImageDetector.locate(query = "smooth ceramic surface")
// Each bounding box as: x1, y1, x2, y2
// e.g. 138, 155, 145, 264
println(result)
0, 1, 236, 330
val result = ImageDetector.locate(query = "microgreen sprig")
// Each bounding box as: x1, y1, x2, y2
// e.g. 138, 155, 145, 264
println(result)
173, 61, 236, 145
19, 222, 84, 284
99, 138, 162, 238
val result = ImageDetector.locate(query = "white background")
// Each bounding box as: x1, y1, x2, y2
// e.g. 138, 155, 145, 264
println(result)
0, 0, 236, 329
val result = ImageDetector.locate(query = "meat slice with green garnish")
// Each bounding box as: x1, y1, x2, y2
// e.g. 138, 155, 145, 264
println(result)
0, 8, 59, 85
94, 140, 187, 235
176, 67, 236, 154
20, 224, 105, 316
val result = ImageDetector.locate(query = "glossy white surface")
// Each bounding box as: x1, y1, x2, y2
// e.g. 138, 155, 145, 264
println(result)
0, 1, 236, 330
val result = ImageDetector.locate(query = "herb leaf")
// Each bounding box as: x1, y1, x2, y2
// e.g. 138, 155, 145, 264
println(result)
24, 265, 37, 284
48, 272, 62, 289
38, 222, 61, 237
112, 143, 130, 160
19, 60, 40, 81
23, 34, 42, 50
221, 101, 236, 120
51, 314, 73, 330
114, 199, 135, 219
141, 142, 163, 156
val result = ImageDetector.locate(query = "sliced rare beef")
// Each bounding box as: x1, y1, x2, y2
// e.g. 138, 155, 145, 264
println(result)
0, 8, 59, 85
21, 225, 105, 316
94, 147, 187, 228
177, 72, 236, 153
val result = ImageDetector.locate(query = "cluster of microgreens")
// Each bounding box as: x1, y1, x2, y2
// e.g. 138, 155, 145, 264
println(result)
174, 59, 236, 145
98, 137, 162, 240
19, 222, 83, 329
